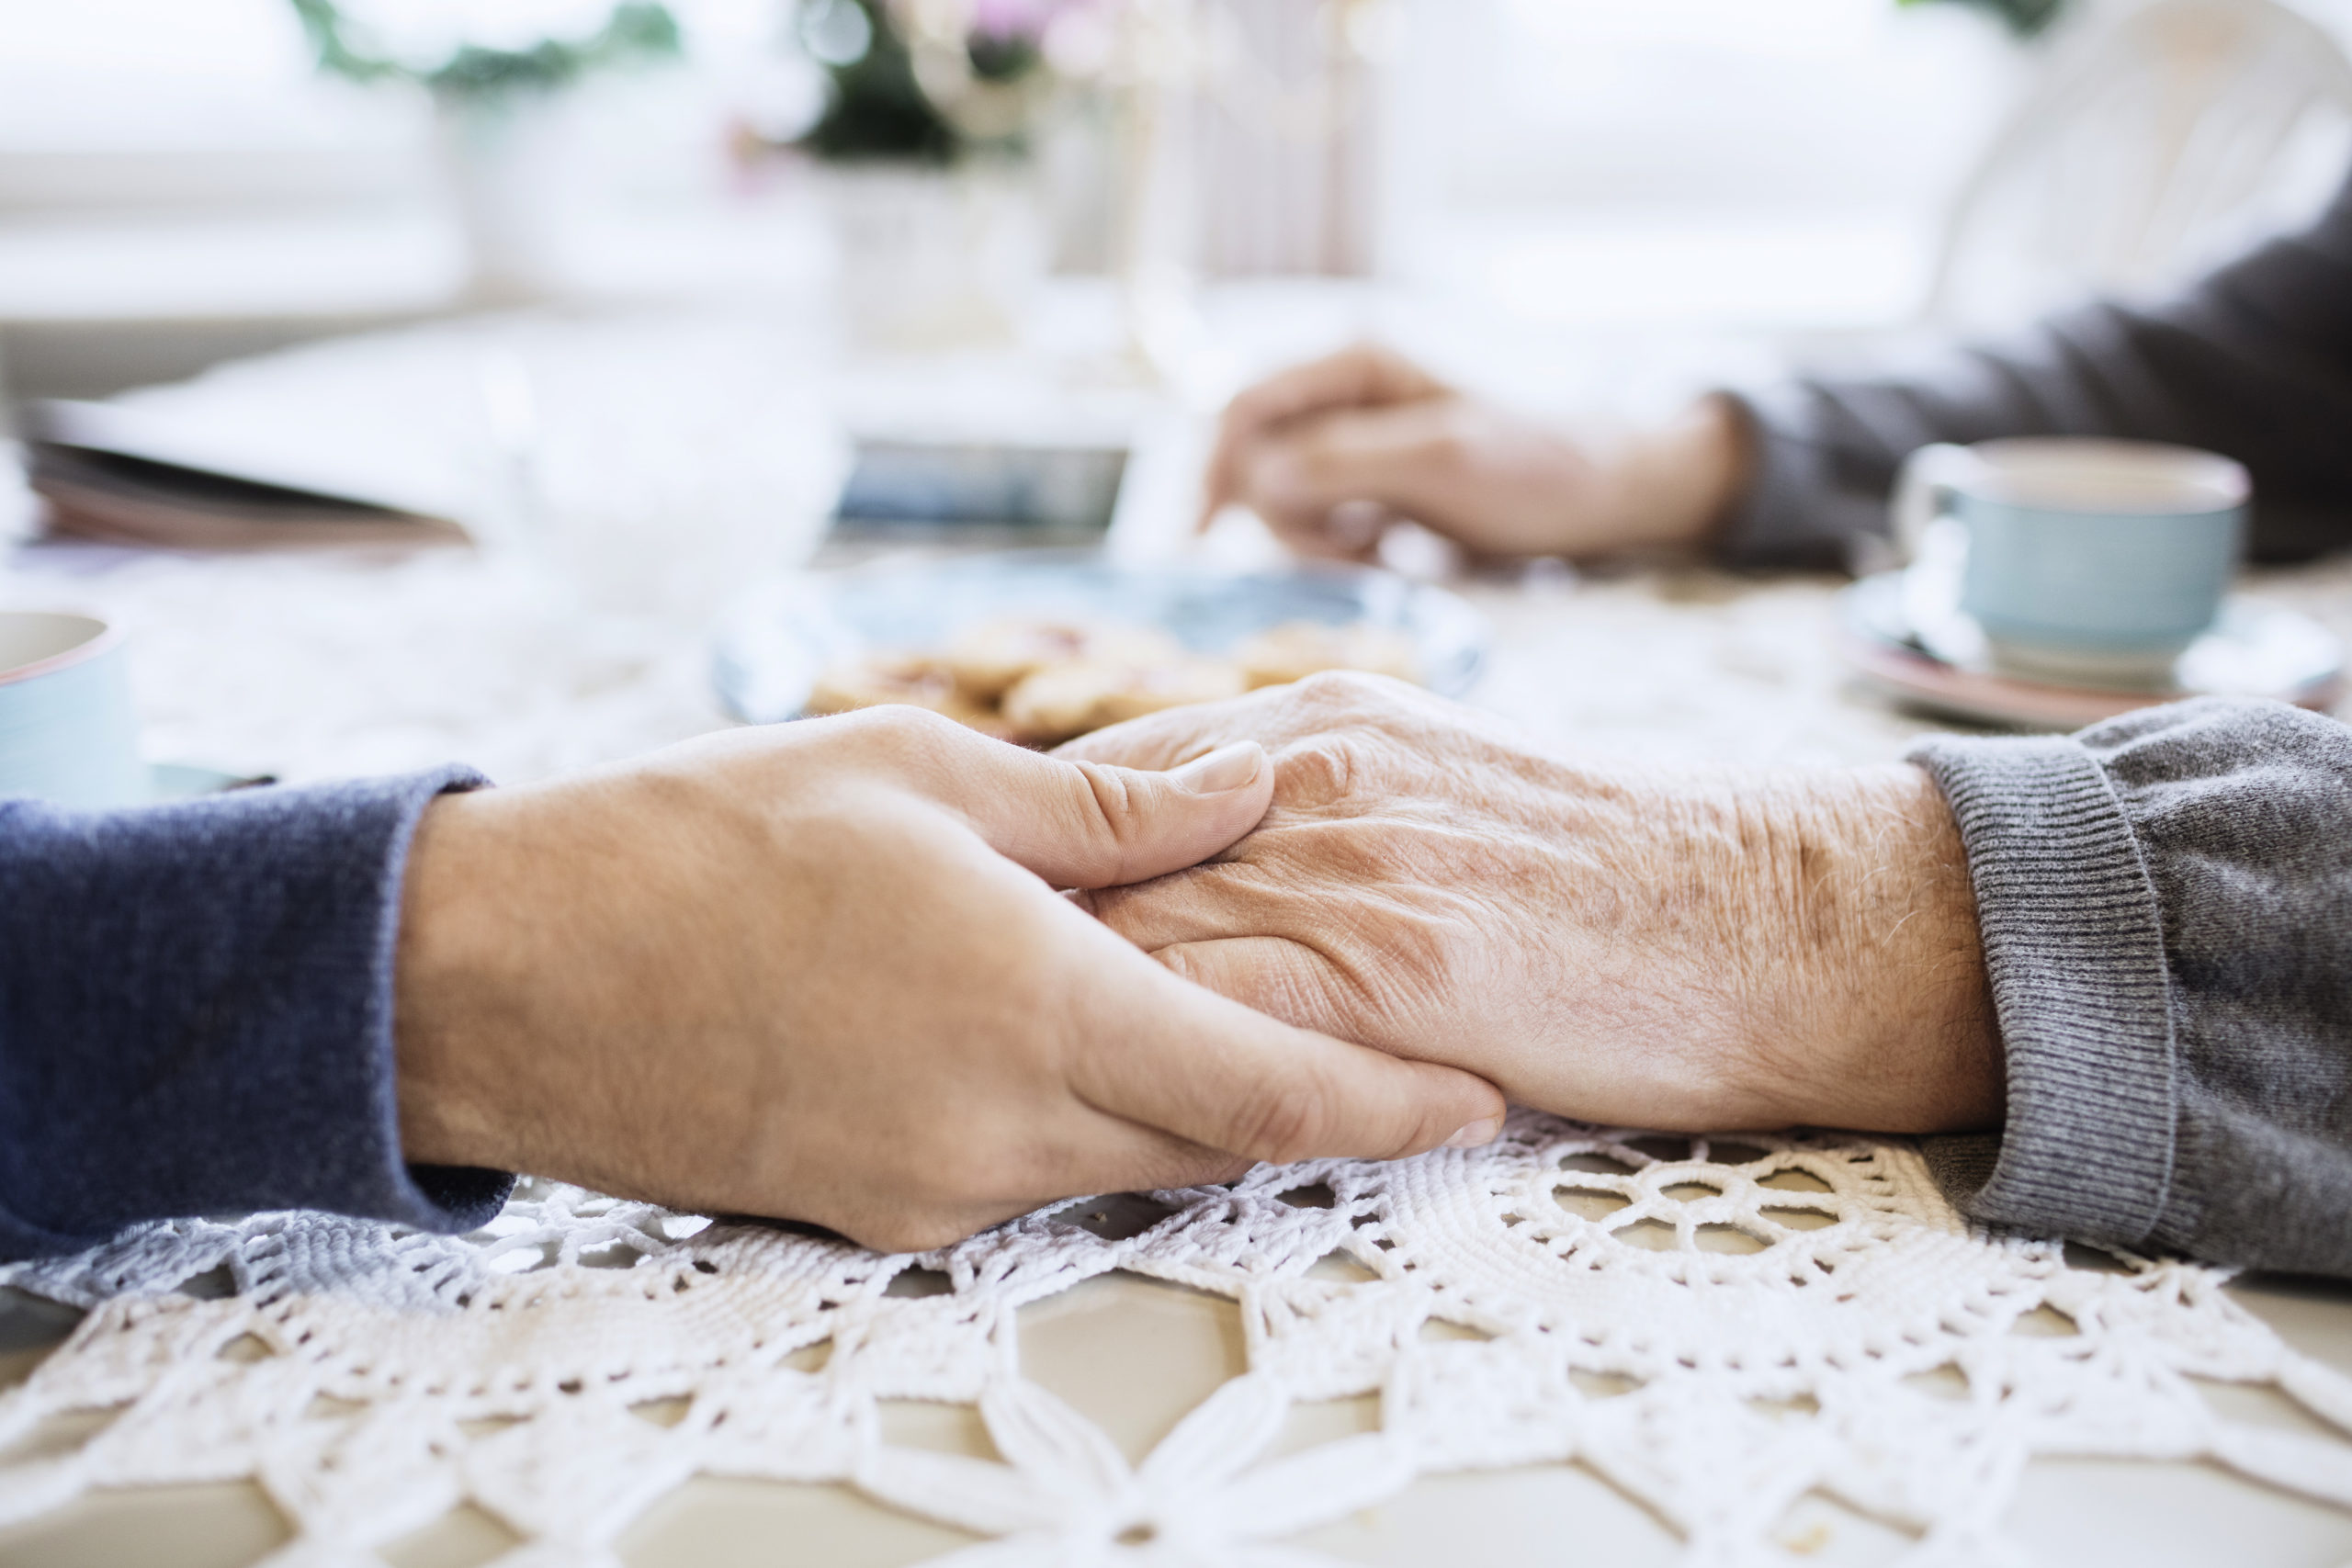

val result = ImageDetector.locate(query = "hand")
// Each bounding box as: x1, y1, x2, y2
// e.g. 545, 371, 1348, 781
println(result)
392, 707, 1504, 1252
1061, 676, 2001, 1136
1200, 344, 1751, 562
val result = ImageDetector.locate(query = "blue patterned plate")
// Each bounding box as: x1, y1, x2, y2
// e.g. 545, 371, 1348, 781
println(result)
712, 551, 1488, 726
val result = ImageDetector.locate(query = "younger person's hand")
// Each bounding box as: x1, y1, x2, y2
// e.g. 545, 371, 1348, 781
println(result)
392, 708, 1504, 1253
1201, 344, 1749, 562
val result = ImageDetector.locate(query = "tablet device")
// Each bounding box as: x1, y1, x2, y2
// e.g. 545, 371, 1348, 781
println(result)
832, 440, 1126, 546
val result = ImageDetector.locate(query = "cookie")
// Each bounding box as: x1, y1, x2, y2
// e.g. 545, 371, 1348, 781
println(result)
944, 618, 1184, 701
1232, 620, 1422, 688
805, 651, 1017, 739
1000, 657, 1248, 744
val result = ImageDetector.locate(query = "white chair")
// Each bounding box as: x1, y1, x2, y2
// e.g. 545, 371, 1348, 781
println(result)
1927, 0, 2352, 330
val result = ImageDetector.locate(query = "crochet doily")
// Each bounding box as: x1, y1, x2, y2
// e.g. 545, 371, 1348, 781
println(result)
6, 1113, 2350, 1568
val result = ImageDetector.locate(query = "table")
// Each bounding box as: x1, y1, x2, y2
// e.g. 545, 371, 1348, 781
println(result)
4, 289, 2352, 1567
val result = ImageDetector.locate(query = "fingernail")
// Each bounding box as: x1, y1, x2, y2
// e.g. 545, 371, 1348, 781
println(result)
1170, 742, 1265, 795
1444, 1117, 1501, 1149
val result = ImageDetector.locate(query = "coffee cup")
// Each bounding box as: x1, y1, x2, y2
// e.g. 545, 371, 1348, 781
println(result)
0, 611, 146, 807
1893, 438, 2249, 686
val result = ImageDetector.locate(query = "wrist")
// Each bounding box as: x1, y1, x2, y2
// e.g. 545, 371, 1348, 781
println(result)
1743, 765, 2002, 1134
1608, 394, 1753, 553
393, 792, 526, 1173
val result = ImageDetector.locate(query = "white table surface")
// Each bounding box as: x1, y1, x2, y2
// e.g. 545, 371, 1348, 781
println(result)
4, 283, 2352, 1566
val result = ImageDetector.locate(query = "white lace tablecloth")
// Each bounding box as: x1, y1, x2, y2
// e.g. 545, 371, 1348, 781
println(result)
5, 305, 2352, 1568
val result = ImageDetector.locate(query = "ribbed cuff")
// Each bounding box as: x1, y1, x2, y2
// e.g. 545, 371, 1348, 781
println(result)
1713, 385, 1893, 573
0, 768, 513, 1262
1908, 734, 2179, 1247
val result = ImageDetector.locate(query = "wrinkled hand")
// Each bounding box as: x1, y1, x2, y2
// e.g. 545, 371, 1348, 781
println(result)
1200, 344, 1750, 562
393, 708, 1504, 1252
1062, 676, 2001, 1135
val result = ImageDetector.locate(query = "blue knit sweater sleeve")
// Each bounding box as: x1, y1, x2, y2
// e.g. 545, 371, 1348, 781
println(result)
0, 770, 514, 1261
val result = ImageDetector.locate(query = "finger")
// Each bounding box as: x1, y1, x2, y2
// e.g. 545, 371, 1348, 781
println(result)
861, 711, 1276, 888
1200, 344, 1448, 528
1152, 936, 1370, 1044
1053, 671, 1382, 772
853, 1130, 1257, 1253
1051, 696, 1266, 773
1225, 344, 1448, 434
1258, 500, 1391, 565
1080, 863, 1283, 951
1014, 1117, 1257, 1212
1236, 402, 1473, 540
1069, 943, 1504, 1164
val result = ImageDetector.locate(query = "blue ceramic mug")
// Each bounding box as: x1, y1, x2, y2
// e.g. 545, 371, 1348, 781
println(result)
1894, 438, 2250, 686
0, 611, 146, 807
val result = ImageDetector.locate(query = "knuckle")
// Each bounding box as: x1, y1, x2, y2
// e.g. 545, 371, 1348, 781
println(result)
834, 701, 963, 761
1071, 761, 1145, 882
1290, 669, 1387, 711
1237, 1079, 1336, 1165
1272, 735, 1363, 811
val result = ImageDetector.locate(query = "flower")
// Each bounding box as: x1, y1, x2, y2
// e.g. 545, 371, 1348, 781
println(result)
967, 0, 1082, 39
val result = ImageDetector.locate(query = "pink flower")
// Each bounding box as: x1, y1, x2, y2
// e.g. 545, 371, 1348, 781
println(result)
970, 0, 1087, 40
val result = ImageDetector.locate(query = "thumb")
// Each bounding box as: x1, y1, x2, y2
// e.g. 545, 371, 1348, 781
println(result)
915, 727, 1275, 889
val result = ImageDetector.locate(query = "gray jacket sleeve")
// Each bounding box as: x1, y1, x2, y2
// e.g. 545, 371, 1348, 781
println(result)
1719, 165, 2352, 570
1908, 697, 2352, 1274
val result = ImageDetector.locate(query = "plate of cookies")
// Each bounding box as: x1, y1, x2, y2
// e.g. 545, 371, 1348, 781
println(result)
712, 550, 1487, 745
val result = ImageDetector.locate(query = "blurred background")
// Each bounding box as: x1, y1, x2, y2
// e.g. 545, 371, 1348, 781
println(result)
5, 0, 2347, 397
4, 0, 2351, 646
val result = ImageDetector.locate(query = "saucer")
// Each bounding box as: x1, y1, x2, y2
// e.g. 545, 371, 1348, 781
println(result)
149, 761, 269, 800
1836, 570, 2345, 729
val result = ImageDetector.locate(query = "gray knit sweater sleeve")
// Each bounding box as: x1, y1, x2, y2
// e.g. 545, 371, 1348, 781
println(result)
1907, 697, 2352, 1274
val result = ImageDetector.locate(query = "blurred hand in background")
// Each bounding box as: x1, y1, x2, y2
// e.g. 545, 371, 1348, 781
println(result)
1200, 344, 1753, 565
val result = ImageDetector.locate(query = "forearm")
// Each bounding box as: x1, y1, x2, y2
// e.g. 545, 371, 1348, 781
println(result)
0, 773, 512, 1261
1487, 755, 2000, 1135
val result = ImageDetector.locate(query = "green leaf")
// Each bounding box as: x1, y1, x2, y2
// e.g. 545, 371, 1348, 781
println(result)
288, 0, 683, 99
797, 0, 961, 164
1896, 0, 2072, 39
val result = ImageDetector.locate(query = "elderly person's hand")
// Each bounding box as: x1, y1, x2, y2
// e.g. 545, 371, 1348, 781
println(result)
392, 707, 1504, 1253
1201, 344, 1753, 563
1213, 345, 1749, 564
1061, 676, 2002, 1135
